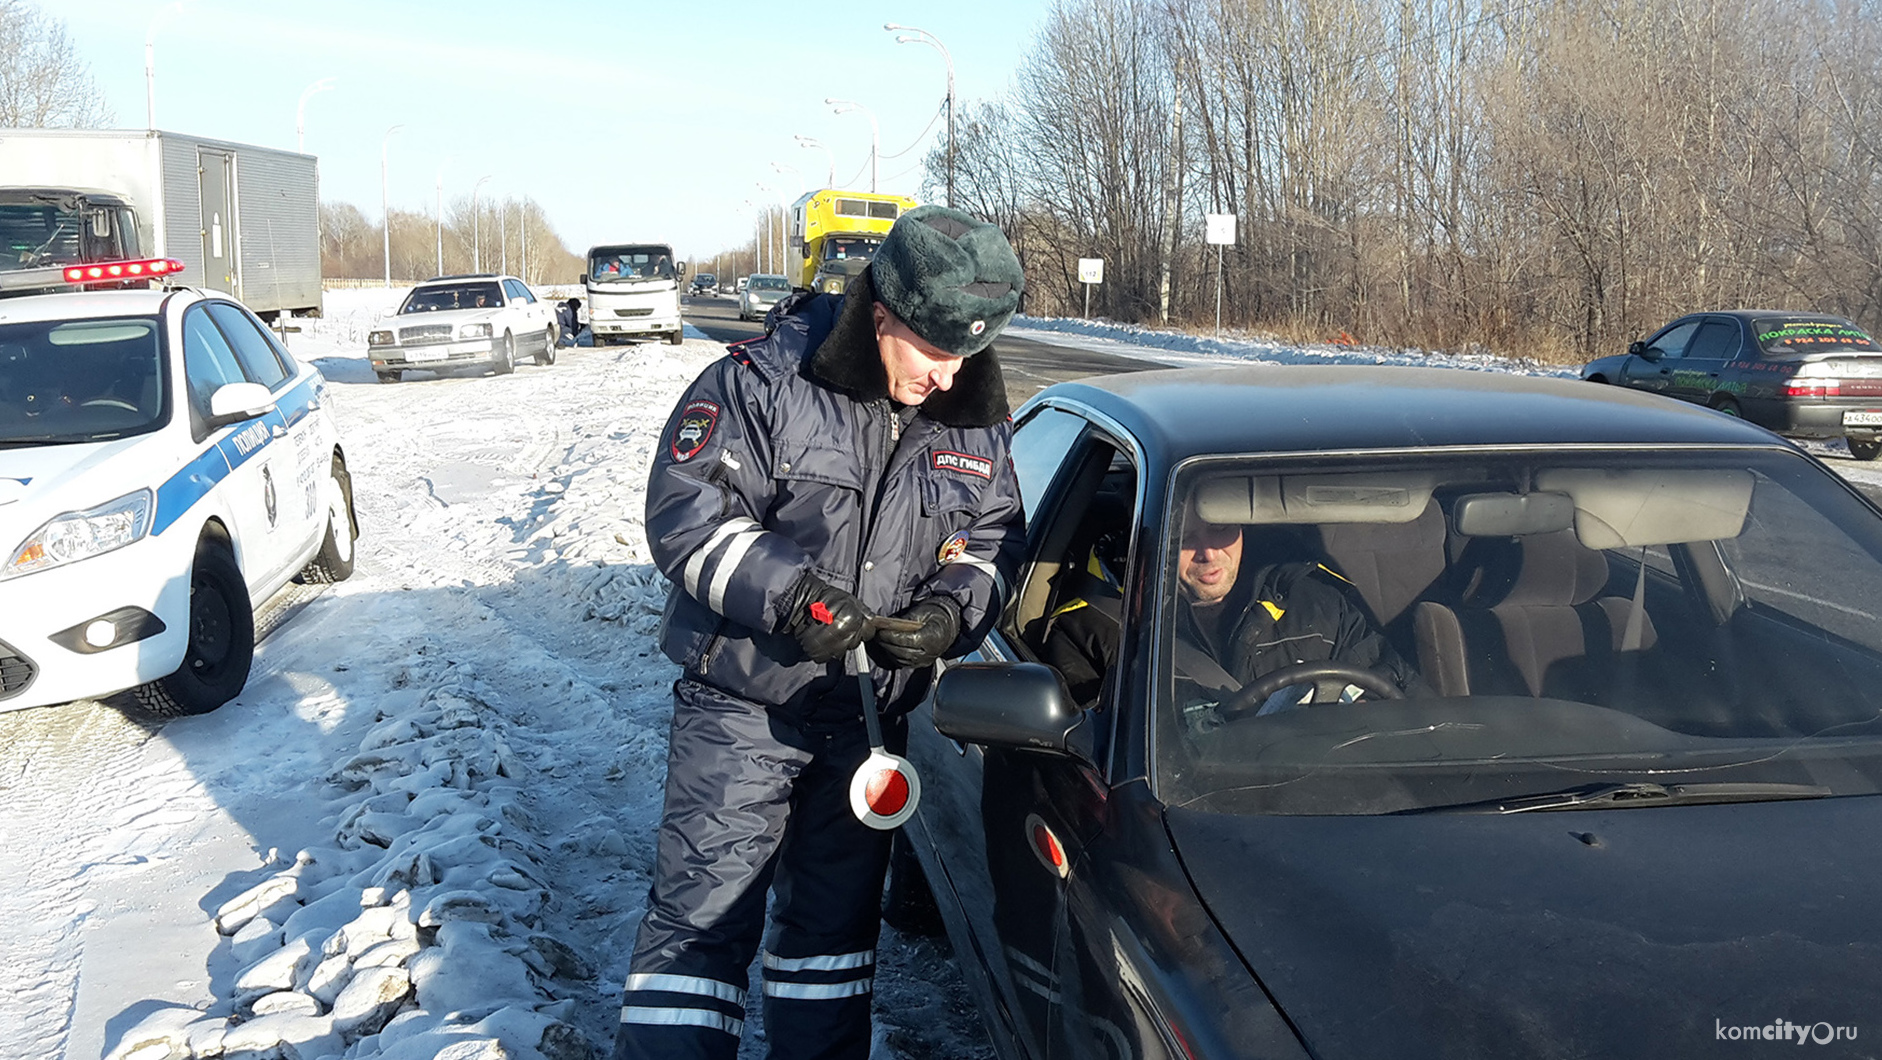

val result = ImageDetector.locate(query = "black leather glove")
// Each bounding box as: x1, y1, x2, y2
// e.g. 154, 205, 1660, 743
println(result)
869, 596, 961, 670
785, 573, 869, 663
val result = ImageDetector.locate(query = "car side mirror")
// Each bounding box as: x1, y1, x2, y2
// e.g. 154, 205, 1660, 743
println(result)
207, 381, 275, 425
933, 662, 1094, 764
1632, 341, 1662, 361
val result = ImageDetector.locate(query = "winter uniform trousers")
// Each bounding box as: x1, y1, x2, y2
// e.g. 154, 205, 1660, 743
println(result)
613, 677, 904, 1060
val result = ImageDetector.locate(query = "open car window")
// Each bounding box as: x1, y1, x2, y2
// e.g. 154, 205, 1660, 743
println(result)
1154, 447, 1882, 816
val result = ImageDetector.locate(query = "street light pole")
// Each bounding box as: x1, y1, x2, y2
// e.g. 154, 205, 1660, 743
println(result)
500, 198, 507, 276
519, 203, 528, 284
381, 123, 404, 288
435, 156, 455, 278
886, 24, 955, 207
824, 99, 879, 193
295, 77, 335, 154
471, 175, 493, 272
794, 135, 836, 187
144, 2, 184, 131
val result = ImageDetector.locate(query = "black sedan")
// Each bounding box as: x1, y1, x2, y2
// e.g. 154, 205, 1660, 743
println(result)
1583, 310, 1882, 459
895, 365, 1881, 1059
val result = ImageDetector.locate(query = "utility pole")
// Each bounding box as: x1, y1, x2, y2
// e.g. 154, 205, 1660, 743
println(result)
886, 25, 955, 207
380, 124, 404, 288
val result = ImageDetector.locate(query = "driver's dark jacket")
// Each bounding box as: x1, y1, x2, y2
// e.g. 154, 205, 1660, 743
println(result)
645, 274, 1025, 719
1178, 563, 1422, 692
1045, 561, 1423, 706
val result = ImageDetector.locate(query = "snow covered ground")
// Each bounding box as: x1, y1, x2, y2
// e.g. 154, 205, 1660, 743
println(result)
6, 288, 1881, 1060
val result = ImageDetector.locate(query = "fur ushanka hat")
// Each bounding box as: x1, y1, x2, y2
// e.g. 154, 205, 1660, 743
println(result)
869, 205, 1024, 358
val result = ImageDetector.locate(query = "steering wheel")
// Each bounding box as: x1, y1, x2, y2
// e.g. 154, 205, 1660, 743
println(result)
80, 398, 139, 411
1217, 661, 1403, 720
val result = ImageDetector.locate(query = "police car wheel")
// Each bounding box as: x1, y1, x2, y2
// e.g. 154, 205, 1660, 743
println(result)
132, 538, 253, 717
881, 831, 944, 937
297, 456, 357, 584
536, 327, 557, 366
494, 333, 516, 375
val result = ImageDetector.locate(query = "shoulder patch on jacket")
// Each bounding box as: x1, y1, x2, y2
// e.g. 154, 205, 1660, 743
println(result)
932, 450, 993, 480
671, 399, 720, 462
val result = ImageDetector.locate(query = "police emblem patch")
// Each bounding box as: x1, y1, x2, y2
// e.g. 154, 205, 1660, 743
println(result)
262, 465, 278, 527
932, 450, 993, 479
937, 529, 971, 564
670, 399, 721, 462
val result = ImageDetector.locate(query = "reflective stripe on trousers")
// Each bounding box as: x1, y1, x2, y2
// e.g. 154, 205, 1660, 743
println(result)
613, 679, 899, 1060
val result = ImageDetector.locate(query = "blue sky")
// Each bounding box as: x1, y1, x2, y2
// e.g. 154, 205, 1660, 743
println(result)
55, 0, 1052, 264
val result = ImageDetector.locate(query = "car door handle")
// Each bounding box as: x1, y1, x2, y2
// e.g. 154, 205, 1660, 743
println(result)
271, 424, 287, 439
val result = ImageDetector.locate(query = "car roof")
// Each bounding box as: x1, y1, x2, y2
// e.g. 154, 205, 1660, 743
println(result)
1031, 364, 1789, 464
419, 274, 508, 284
0, 287, 187, 323
1676, 310, 1859, 324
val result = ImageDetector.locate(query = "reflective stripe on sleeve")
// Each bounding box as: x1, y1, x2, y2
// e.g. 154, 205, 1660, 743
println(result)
681, 517, 760, 602
619, 1006, 743, 1036
763, 978, 875, 1000
707, 529, 766, 613
761, 948, 875, 973
948, 554, 1008, 599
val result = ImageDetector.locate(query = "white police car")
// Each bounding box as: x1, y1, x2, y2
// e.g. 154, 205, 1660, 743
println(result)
0, 258, 357, 716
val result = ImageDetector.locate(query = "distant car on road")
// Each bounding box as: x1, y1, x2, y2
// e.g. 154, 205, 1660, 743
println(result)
690, 272, 717, 297
901, 365, 1882, 1059
738, 273, 790, 322
0, 264, 357, 717
368, 274, 557, 382
1582, 310, 1882, 459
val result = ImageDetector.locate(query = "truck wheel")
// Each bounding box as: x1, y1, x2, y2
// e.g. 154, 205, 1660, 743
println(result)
1849, 439, 1882, 461
133, 535, 253, 718
881, 831, 944, 936
536, 327, 557, 366
296, 455, 358, 584
667, 328, 684, 346
376, 370, 401, 384
494, 332, 515, 375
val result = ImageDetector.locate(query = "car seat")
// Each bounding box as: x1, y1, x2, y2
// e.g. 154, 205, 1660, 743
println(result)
1411, 529, 1658, 699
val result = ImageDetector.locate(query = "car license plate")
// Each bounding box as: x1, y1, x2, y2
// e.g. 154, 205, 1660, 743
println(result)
404, 348, 447, 364
1844, 410, 1882, 426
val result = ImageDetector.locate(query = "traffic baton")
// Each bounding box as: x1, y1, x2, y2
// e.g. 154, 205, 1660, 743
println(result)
845, 642, 922, 830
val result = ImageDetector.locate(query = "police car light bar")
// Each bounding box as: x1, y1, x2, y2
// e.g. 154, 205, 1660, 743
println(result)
0, 258, 187, 296
62, 258, 185, 283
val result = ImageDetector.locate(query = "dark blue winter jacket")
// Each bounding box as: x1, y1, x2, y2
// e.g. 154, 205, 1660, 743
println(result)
645, 269, 1026, 718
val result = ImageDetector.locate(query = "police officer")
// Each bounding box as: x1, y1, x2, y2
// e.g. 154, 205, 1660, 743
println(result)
618, 206, 1027, 1060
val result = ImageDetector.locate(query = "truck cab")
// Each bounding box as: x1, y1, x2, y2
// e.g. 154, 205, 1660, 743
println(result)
0, 188, 142, 292
787, 190, 919, 295
583, 243, 684, 346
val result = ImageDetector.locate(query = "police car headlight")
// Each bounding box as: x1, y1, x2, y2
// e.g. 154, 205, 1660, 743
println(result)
2, 489, 154, 581
368, 330, 394, 346
459, 323, 492, 339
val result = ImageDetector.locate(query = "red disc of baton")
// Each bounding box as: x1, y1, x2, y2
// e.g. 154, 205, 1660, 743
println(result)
849, 749, 921, 830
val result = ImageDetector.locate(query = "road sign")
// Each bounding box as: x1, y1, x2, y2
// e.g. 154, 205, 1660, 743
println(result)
1078, 258, 1104, 284
1206, 213, 1237, 245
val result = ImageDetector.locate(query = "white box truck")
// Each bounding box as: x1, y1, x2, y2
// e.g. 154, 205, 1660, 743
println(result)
582, 243, 684, 345
0, 128, 321, 317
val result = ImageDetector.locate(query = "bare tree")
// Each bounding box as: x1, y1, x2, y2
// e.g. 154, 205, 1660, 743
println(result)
0, 0, 111, 128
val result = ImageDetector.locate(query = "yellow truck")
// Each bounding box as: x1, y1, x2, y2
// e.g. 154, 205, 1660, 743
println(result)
787, 189, 919, 294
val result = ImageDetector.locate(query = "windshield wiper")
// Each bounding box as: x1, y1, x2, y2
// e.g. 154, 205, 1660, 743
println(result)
1405, 781, 1832, 815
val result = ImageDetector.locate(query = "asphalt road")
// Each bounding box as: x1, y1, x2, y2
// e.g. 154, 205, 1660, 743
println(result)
684, 293, 1158, 410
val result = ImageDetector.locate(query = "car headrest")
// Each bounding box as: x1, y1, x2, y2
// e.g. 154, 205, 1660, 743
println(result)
1463, 530, 1610, 608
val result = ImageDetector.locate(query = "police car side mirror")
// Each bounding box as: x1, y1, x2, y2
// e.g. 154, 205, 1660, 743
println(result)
207, 381, 276, 426
934, 662, 1094, 764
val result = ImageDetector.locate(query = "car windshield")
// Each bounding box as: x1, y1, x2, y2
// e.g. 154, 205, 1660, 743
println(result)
589, 246, 674, 283
823, 237, 879, 261
0, 317, 167, 445
695, 274, 715, 285
1753, 317, 1880, 355
400, 283, 502, 313
1154, 447, 1882, 816
750, 276, 789, 292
